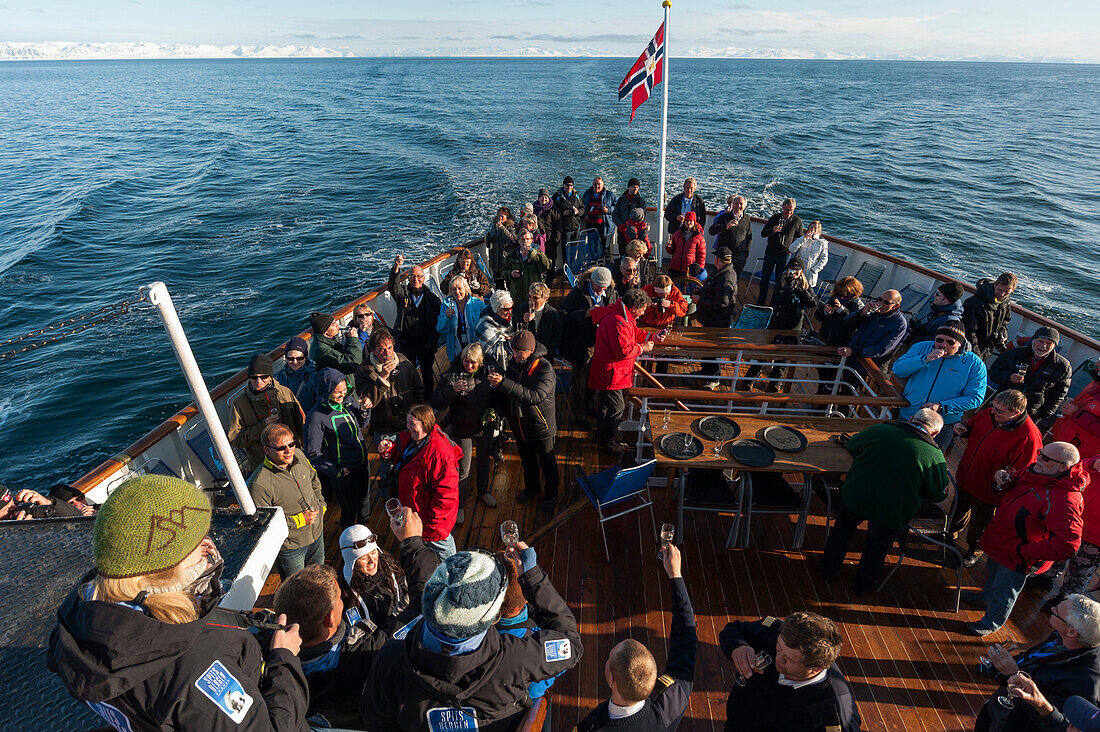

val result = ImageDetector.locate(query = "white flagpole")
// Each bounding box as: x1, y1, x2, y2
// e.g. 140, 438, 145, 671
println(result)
655, 0, 671, 269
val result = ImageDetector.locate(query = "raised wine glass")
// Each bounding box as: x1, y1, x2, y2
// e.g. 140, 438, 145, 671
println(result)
734, 651, 773, 686
385, 498, 404, 527
501, 520, 520, 547
658, 523, 674, 559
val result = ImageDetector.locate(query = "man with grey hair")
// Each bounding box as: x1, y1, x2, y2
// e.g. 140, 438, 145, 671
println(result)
758, 197, 803, 304
963, 441, 1087, 636
821, 408, 951, 594
613, 255, 641, 292
389, 255, 442, 395
709, 194, 752, 277
975, 593, 1100, 730
559, 266, 618, 429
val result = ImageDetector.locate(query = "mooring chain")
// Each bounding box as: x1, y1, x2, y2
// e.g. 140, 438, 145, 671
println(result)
0, 295, 150, 360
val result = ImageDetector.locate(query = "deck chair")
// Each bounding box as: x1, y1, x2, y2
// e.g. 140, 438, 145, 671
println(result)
184, 423, 248, 484
898, 284, 932, 314
852, 261, 886, 296
733, 304, 773, 329
813, 253, 848, 299
574, 459, 658, 562
876, 474, 964, 612
565, 237, 588, 273
475, 252, 494, 280
677, 468, 744, 548
740, 472, 813, 549
563, 262, 577, 289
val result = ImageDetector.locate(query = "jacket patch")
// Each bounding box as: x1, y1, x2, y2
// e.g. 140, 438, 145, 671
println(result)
194, 660, 254, 724
426, 706, 478, 731
86, 701, 134, 732
545, 638, 572, 662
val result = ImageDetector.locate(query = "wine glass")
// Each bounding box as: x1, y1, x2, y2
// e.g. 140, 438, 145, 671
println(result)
501, 520, 520, 547
998, 670, 1032, 709
658, 523, 674, 559
713, 441, 723, 458
385, 498, 404, 527
734, 651, 773, 685
662, 409, 671, 430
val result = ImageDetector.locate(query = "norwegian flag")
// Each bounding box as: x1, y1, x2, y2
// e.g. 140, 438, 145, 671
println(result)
618, 23, 665, 123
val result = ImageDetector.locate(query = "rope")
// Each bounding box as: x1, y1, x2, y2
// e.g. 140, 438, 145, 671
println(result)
0, 295, 150, 360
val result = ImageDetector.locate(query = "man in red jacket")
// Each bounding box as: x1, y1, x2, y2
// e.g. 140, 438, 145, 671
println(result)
949, 389, 1043, 568
962, 442, 1088, 637
588, 288, 659, 455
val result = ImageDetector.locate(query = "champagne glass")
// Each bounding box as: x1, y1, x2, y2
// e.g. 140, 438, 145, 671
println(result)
998, 670, 1032, 709
385, 498, 404, 527
734, 651, 773, 685
713, 441, 723, 458
662, 409, 671, 430
658, 523, 674, 559
501, 520, 520, 547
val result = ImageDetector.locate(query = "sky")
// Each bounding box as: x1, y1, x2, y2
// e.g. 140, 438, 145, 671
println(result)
2, 0, 1098, 62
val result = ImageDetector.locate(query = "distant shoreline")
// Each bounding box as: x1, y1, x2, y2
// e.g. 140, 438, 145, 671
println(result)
2, 55, 1097, 65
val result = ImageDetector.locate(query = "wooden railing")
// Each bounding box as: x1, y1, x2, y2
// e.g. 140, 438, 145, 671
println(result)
516, 697, 548, 732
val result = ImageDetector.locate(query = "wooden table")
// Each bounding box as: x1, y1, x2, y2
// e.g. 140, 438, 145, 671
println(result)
650, 412, 878, 549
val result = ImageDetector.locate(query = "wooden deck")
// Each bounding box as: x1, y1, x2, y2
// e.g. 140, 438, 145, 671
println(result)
255, 273, 1058, 732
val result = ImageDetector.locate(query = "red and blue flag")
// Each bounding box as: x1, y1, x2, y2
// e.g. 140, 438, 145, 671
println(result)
618, 23, 665, 123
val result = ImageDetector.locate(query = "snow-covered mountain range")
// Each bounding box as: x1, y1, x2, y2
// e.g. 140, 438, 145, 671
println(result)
0, 42, 355, 61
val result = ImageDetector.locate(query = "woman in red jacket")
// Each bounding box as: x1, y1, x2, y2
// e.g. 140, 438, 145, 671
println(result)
380, 404, 463, 559
665, 212, 707, 280
949, 389, 1043, 566
587, 289, 658, 454
639, 274, 689, 331
1051, 369, 1100, 460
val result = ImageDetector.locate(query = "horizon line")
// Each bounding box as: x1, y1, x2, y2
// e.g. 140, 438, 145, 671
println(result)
2, 55, 1097, 65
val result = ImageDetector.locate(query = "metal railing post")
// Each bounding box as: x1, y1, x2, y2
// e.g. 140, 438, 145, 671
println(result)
143, 282, 257, 515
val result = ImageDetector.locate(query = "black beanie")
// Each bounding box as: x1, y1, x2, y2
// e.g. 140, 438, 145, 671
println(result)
538, 187, 550, 198
249, 354, 274, 377
310, 311, 335, 334
628, 177, 641, 187
563, 176, 574, 185
938, 282, 965, 303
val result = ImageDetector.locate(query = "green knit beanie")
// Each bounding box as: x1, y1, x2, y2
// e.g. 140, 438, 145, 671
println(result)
93, 475, 213, 579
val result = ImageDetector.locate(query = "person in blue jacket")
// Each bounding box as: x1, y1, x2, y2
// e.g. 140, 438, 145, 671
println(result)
892, 320, 987, 451
838, 288, 909, 369
437, 275, 488, 362
907, 282, 965, 343
305, 368, 372, 529
276, 336, 321, 413
576, 545, 697, 731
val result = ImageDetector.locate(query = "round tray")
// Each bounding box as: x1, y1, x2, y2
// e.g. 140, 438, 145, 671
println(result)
658, 432, 704, 460
729, 438, 777, 467
697, 415, 741, 442
762, 425, 808, 453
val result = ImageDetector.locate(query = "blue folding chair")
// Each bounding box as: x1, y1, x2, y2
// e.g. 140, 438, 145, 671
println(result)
898, 284, 931, 315
574, 459, 658, 562
563, 263, 577, 289
565, 238, 588, 273
425, 274, 445, 302
733, 304, 773, 329
475, 252, 494, 281
853, 261, 886, 296
185, 426, 248, 483
813, 253, 848, 299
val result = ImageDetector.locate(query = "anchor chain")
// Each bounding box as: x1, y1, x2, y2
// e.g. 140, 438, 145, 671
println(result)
0, 295, 150, 360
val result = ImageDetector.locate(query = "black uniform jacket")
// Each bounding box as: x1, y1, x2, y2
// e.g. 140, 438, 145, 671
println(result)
361, 563, 583, 732
48, 574, 309, 731
576, 576, 697, 731
718, 617, 862, 732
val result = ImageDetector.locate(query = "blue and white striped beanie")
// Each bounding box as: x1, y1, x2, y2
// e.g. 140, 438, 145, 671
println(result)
421, 550, 507, 639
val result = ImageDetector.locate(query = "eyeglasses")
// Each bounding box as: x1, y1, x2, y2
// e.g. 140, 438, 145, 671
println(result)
341, 535, 377, 551
1050, 605, 1066, 624
934, 337, 957, 345
267, 441, 295, 452
285, 356, 305, 363
410, 274, 425, 280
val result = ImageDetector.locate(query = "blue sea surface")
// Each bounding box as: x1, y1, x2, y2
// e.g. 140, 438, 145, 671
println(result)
0, 58, 1097, 489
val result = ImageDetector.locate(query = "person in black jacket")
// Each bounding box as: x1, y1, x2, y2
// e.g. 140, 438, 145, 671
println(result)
663, 177, 706, 237
558, 266, 618, 429
551, 176, 585, 270
48, 475, 310, 732
489, 330, 560, 513
989, 326, 1071, 425
692, 248, 740, 386
962, 273, 1017, 361
973, 593, 1100, 732
431, 343, 498, 513
273, 508, 440, 730
612, 177, 647, 253
709, 194, 752, 277
757, 198, 804, 305
719, 612, 862, 732
577, 545, 697, 731
361, 541, 583, 732
515, 281, 563, 361
388, 254, 443, 395
740, 259, 816, 392
305, 368, 372, 529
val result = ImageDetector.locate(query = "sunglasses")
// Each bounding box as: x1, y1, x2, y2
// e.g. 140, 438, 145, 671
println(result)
876, 297, 896, 304
249, 374, 272, 381
341, 535, 377, 551
355, 313, 373, 319
267, 441, 295, 452
285, 356, 305, 363
934, 337, 957, 345
1038, 452, 1067, 465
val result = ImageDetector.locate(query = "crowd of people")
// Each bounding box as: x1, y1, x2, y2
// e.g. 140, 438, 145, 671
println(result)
34, 176, 1100, 732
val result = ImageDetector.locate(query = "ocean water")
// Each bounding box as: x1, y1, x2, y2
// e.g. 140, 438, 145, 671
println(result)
0, 57, 1097, 490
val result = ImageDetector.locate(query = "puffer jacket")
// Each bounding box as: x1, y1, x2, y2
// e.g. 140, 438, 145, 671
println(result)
612, 191, 646, 228
588, 299, 650, 392
430, 358, 494, 439
495, 343, 557, 442
955, 407, 1043, 505
982, 462, 1088, 575
814, 295, 865, 347
893, 340, 988, 424
437, 295, 488, 362
639, 282, 688, 330
844, 308, 909, 363
227, 382, 305, 471
1080, 461, 1100, 547
304, 368, 370, 478
665, 227, 707, 273
790, 235, 829, 286
384, 425, 462, 543
962, 278, 1012, 358
989, 344, 1072, 421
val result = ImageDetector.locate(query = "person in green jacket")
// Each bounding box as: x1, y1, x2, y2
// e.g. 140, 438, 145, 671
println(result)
821, 408, 952, 594
309, 311, 362, 377
248, 423, 326, 579
503, 229, 551, 306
